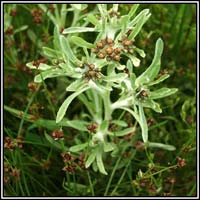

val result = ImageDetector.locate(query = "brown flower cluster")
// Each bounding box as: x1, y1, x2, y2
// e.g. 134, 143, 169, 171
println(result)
4, 163, 20, 184
118, 35, 134, 54
86, 122, 98, 133
28, 82, 38, 92
78, 153, 86, 170
5, 26, 14, 35
61, 152, 76, 174
4, 136, 23, 150
31, 9, 43, 24
52, 129, 64, 140
92, 38, 122, 61
80, 63, 102, 81
92, 35, 134, 63
10, 9, 17, 17
61, 152, 86, 174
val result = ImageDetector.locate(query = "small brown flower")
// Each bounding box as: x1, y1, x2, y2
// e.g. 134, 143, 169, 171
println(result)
4, 176, 10, 185
52, 129, 64, 140
28, 82, 38, 92
134, 140, 145, 151
4, 136, 15, 150
105, 47, 113, 55
89, 64, 95, 70
86, 122, 98, 133
10, 168, 20, 179
49, 4, 55, 12
96, 42, 104, 49
10, 9, 17, 16
114, 47, 122, 54
4, 163, 10, 173
177, 157, 186, 167
147, 118, 156, 126
78, 153, 86, 170
98, 52, 105, 59
5, 26, 14, 35
113, 54, 121, 61
123, 39, 133, 46
61, 152, 75, 163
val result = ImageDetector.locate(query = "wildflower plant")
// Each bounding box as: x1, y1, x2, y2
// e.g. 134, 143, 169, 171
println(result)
26, 4, 178, 175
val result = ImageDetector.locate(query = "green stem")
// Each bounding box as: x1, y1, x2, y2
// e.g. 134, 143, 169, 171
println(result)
104, 156, 122, 196
110, 160, 130, 196
103, 91, 112, 121
87, 171, 95, 196
17, 86, 39, 136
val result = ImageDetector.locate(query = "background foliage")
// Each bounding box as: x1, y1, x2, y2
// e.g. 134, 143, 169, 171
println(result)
3, 3, 196, 197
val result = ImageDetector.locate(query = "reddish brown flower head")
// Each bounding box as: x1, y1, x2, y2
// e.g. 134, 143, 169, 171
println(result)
134, 140, 145, 151
10, 168, 20, 179
177, 157, 186, 167
10, 9, 17, 16
4, 136, 15, 150
52, 129, 64, 140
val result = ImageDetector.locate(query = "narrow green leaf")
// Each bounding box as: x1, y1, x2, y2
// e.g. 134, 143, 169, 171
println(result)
69, 143, 88, 152
148, 74, 170, 86
60, 35, 79, 63
38, 4, 57, 24
71, 36, 95, 49
63, 27, 95, 34
60, 119, 88, 131
128, 4, 140, 19
102, 73, 128, 83
128, 9, 150, 27
138, 103, 148, 143
43, 47, 62, 58
56, 86, 89, 123
130, 73, 136, 90
96, 151, 108, 175
103, 142, 116, 152
66, 79, 84, 91
135, 38, 164, 87
127, 59, 133, 73
86, 14, 100, 26
53, 26, 61, 50
141, 99, 162, 113
114, 127, 135, 137
150, 88, 178, 99
135, 47, 146, 58
34, 69, 67, 83
111, 120, 128, 127
14, 25, 28, 34
97, 4, 107, 18
85, 150, 98, 168
128, 9, 151, 40
148, 142, 176, 151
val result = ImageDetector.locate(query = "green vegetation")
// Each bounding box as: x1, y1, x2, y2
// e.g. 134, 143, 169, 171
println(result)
4, 4, 196, 197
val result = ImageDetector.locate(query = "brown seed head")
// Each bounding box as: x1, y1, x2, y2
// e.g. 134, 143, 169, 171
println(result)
114, 47, 122, 54
113, 54, 121, 61
89, 64, 95, 70
105, 47, 113, 55
96, 42, 104, 49
123, 40, 132, 46
98, 52, 105, 59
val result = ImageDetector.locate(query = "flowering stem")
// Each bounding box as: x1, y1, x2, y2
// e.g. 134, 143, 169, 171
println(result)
103, 91, 112, 121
